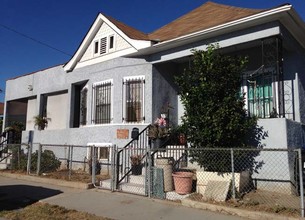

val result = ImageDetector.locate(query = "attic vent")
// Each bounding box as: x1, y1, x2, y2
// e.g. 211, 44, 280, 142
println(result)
100, 37, 107, 54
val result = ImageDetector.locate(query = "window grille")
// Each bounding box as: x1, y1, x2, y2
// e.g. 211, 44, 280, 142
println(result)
123, 77, 145, 123
248, 73, 273, 118
80, 88, 88, 125
93, 81, 112, 124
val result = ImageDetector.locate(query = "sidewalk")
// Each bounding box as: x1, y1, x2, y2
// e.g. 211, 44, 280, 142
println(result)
0, 174, 244, 220
0, 174, 301, 220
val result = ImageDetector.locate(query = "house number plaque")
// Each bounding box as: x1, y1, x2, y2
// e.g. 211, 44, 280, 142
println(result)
117, 129, 129, 139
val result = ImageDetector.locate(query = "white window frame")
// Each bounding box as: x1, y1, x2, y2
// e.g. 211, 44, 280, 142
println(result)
92, 34, 116, 57
93, 40, 99, 57
92, 79, 113, 125
122, 75, 145, 124
87, 143, 113, 162
108, 35, 115, 53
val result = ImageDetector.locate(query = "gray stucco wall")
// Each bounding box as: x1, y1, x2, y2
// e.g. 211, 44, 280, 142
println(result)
152, 63, 179, 127
282, 26, 305, 124
7, 57, 156, 150
253, 118, 303, 194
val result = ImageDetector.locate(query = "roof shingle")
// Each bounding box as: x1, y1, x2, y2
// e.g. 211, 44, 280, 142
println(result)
149, 1, 265, 41
105, 15, 150, 40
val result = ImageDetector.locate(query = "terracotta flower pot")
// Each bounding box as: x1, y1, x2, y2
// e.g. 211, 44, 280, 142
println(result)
172, 171, 194, 195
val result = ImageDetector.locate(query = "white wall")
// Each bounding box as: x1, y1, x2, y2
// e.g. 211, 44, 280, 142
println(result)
46, 93, 68, 130
26, 98, 37, 130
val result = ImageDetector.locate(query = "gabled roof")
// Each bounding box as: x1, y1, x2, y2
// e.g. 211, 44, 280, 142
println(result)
57, 1, 305, 72
149, 1, 266, 42
64, 13, 152, 72
105, 15, 149, 41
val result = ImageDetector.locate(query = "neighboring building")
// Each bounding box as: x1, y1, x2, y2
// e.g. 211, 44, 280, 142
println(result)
3, 2, 305, 192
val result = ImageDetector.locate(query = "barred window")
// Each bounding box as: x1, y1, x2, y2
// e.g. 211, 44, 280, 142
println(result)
93, 81, 112, 124
80, 87, 88, 126
247, 73, 273, 118
123, 77, 145, 123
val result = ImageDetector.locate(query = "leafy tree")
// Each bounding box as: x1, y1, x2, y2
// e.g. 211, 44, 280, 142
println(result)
175, 45, 258, 172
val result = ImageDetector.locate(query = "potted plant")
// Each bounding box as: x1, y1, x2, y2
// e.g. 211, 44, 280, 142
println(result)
130, 154, 143, 175
147, 116, 170, 148
172, 171, 194, 195
33, 115, 50, 130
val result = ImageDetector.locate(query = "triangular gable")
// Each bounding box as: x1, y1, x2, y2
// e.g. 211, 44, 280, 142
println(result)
64, 13, 151, 72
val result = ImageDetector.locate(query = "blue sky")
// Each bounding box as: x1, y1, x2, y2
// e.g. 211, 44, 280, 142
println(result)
1, 0, 305, 102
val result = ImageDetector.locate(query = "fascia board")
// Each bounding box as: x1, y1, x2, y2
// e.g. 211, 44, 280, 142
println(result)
64, 15, 103, 72
74, 47, 137, 69
149, 26, 280, 64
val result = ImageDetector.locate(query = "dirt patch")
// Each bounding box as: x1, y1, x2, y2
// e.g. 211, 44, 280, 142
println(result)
0, 202, 113, 220
188, 190, 300, 217
41, 170, 110, 183
0, 169, 110, 183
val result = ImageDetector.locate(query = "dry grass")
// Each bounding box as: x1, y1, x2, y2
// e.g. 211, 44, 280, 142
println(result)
188, 191, 300, 217
0, 202, 113, 220
0, 169, 110, 183
41, 170, 110, 183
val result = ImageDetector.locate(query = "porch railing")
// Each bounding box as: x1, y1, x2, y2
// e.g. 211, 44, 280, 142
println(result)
116, 125, 150, 187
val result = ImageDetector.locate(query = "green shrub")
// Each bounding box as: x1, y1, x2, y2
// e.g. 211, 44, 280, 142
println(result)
31, 150, 61, 173
175, 45, 259, 172
11, 149, 61, 173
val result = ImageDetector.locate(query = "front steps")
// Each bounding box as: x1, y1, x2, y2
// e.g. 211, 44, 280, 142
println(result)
100, 174, 146, 196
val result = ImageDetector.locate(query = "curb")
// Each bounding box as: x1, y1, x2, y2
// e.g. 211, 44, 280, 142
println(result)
0, 172, 93, 190
181, 198, 302, 220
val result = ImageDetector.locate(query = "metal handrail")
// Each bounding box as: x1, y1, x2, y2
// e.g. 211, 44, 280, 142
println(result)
116, 125, 151, 187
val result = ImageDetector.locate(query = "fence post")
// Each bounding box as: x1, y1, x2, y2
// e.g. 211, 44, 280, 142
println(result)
231, 148, 236, 200
298, 148, 304, 217
67, 145, 70, 170
69, 146, 73, 181
111, 145, 117, 192
37, 144, 42, 175
147, 146, 152, 198
91, 146, 96, 184
26, 143, 32, 175
116, 148, 120, 190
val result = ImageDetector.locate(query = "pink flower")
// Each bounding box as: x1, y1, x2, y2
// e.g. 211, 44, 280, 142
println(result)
155, 117, 167, 127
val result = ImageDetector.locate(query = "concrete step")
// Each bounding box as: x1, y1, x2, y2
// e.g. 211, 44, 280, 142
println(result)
100, 178, 112, 190
120, 182, 146, 196
128, 175, 145, 185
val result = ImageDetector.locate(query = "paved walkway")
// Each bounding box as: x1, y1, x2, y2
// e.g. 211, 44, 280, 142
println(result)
0, 175, 245, 220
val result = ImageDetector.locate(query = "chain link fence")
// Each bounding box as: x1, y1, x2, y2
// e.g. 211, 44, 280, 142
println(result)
0, 144, 30, 171
1, 143, 304, 217
147, 147, 304, 217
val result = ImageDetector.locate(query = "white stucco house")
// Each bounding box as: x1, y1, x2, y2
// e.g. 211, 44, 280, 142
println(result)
3, 1, 305, 170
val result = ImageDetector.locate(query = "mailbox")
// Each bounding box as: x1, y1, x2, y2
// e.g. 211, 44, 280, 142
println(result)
131, 128, 139, 140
